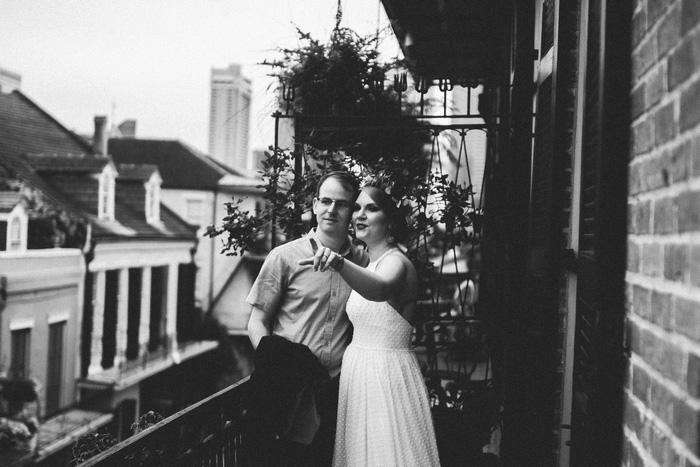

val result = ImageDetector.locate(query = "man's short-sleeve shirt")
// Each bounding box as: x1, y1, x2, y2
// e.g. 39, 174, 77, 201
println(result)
246, 231, 368, 378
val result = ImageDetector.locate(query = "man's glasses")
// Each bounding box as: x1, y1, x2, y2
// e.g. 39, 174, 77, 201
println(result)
316, 197, 352, 211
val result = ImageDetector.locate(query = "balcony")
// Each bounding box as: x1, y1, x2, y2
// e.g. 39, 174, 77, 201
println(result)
78, 339, 219, 392
78, 376, 249, 467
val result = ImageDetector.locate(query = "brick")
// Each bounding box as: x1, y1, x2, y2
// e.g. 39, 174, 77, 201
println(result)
680, 78, 700, 131
630, 163, 643, 194
629, 239, 641, 272
641, 242, 663, 277
669, 140, 690, 183
648, 424, 673, 466
675, 296, 700, 341
633, 9, 648, 49
629, 440, 644, 467
658, 6, 681, 58
629, 202, 636, 233
655, 101, 676, 145
693, 134, 700, 178
649, 0, 669, 27
635, 200, 652, 234
633, 284, 652, 319
682, 0, 700, 35
642, 330, 685, 381
678, 190, 700, 232
633, 363, 651, 402
641, 417, 653, 447
633, 118, 654, 155
634, 36, 658, 80
650, 376, 677, 427
673, 399, 700, 455
688, 353, 700, 397
668, 34, 700, 91
692, 246, 700, 287
664, 243, 688, 282
654, 196, 678, 234
628, 317, 643, 355
650, 290, 672, 330
632, 82, 646, 119
626, 392, 645, 435
647, 65, 665, 109
641, 155, 668, 192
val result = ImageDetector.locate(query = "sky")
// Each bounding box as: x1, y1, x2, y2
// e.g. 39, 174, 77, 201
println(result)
0, 0, 397, 154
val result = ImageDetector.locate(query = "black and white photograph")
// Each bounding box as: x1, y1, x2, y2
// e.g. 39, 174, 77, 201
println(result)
0, 1, 695, 466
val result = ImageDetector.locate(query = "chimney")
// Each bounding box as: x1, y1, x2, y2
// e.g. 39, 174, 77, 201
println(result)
93, 115, 108, 156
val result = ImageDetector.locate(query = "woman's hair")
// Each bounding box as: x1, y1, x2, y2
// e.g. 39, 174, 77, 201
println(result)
315, 171, 360, 199
362, 184, 409, 244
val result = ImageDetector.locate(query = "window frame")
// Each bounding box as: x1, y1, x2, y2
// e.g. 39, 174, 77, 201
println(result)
98, 166, 116, 221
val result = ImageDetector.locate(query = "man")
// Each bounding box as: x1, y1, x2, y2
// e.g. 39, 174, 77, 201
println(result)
246, 170, 368, 466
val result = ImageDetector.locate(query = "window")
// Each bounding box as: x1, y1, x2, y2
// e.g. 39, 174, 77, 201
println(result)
46, 321, 66, 415
98, 167, 115, 220
145, 175, 161, 224
9, 217, 21, 250
185, 198, 204, 225
10, 328, 31, 379
0, 220, 6, 251
1, 204, 28, 251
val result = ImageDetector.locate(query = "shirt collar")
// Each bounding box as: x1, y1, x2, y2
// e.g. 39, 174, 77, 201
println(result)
308, 229, 354, 257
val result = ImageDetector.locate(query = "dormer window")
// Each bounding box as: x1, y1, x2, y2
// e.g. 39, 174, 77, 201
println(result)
145, 172, 162, 224
98, 166, 116, 220
0, 203, 28, 252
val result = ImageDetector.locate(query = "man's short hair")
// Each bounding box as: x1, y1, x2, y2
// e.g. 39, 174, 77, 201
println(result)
315, 171, 360, 199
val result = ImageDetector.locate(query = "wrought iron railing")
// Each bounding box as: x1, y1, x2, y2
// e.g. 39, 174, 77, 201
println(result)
78, 377, 249, 467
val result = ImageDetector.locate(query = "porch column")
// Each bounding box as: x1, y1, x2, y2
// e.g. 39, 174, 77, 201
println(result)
167, 262, 180, 362
114, 268, 129, 368
88, 270, 106, 375
139, 267, 151, 357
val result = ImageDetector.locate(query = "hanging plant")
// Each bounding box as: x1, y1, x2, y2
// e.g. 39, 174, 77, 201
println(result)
207, 24, 476, 270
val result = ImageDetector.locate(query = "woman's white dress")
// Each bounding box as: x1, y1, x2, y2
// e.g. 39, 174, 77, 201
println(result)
333, 249, 441, 467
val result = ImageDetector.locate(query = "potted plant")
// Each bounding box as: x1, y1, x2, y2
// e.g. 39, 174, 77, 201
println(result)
0, 375, 40, 454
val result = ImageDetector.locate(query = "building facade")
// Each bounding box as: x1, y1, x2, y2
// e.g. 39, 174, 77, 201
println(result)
108, 137, 264, 335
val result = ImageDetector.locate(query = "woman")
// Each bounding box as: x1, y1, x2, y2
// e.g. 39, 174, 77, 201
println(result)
300, 183, 441, 467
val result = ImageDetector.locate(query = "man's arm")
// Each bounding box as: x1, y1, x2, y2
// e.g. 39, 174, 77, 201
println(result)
247, 305, 273, 349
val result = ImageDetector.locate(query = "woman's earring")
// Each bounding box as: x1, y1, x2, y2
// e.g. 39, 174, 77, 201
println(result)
387, 234, 395, 245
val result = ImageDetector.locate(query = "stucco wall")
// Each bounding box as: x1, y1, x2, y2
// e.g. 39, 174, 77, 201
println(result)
0, 249, 84, 417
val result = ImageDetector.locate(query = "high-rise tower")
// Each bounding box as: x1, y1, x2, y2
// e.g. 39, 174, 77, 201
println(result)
208, 64, 251, 171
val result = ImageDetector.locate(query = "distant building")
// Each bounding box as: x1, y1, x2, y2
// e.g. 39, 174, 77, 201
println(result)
108, 137, 264, 332
0, 90, 219, 463
208, 64, 251, 173
0, 66, 21, 93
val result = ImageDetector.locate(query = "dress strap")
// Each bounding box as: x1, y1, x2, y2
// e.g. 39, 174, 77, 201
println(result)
371, 247, 400, 265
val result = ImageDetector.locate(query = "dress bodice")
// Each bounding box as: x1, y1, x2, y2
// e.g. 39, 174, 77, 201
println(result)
345, 249, 413, 351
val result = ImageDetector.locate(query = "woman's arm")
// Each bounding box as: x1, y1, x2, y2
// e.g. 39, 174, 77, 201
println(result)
300, 251, 407, 302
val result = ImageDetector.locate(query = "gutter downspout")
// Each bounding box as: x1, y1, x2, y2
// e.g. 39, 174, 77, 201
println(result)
209, 186, 219, 313
79, 224, 96, 384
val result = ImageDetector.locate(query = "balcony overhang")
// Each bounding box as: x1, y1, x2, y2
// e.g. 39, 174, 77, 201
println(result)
78, 340, 218, 392
381, 0, 508, 84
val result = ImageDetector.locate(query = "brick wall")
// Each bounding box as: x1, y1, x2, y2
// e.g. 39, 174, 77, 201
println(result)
626, 0, 700, 465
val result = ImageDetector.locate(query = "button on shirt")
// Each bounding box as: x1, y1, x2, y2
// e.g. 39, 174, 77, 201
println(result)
246, 231, 369, 378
